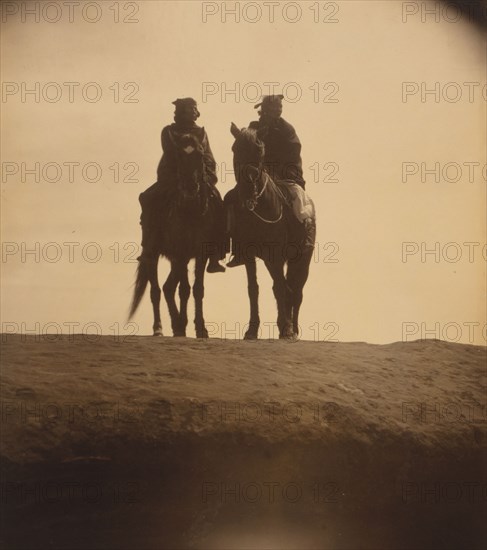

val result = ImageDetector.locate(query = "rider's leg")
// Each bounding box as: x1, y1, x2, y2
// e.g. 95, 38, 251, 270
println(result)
207, 188, 226, 273
303, 217, 316, 249
227, 229, 245, 267
225, 188, 245, 268
138, 184, 162, 261
291, 185, 316, 249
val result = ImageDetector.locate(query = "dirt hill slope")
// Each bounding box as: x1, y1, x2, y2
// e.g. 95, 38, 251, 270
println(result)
1, 336, 486, 549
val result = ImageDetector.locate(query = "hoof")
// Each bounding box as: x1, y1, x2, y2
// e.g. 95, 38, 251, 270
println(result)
279, 329, 296, 341
153, 330, 163, 337
244, 331, 258, 340
196, 329, 209, 339
173, 331, 186, 337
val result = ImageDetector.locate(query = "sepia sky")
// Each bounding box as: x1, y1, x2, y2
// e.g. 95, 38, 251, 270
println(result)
1, 0, 486, 344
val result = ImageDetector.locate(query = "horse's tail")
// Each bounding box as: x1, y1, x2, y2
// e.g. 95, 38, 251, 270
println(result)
128, 260, 151, 320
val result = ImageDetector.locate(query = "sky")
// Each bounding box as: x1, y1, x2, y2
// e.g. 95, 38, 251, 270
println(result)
1, 0, 486, 344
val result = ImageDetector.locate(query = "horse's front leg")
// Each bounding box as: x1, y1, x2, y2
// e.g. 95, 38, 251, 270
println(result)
193, 256, 208, 338
163, 261, 181, 336
244, 259, 260, 340
265, 260, 293, 339
147, 257, 162, 336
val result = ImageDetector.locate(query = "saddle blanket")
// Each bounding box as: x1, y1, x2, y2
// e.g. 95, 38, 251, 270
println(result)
277, 180, 316, 223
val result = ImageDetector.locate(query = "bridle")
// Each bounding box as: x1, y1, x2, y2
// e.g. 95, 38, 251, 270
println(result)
243, 165, 283, 224
173, 137, 209, 215
176, 162, 201, 201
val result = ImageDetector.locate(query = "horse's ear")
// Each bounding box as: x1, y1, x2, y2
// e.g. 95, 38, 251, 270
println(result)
230, 122, 241, 139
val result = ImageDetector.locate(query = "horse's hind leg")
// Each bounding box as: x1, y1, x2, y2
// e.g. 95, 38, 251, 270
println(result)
244, 259, 260, 340
178, 263, 190, 336
193, 256, 208, 338
284, 265, 294, 332
163, 261, 182, 336
147, 258, 162, 336
287, 250, 313, 338
265, 260, 293, 339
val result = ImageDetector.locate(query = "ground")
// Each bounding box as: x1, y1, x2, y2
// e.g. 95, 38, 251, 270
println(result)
1, 335, 486, 549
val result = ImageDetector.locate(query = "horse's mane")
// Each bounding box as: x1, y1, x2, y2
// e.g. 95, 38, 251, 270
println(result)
240, 127, 258, 140
233, 128, 265, 159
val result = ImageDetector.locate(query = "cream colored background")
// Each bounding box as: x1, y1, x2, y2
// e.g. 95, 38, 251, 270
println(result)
1, 0, 486, 344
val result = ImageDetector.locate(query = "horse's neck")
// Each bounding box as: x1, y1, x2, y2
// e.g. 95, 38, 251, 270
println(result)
259, 171, 282, 211
176, 160, 207, 198
257, 170, 268, 196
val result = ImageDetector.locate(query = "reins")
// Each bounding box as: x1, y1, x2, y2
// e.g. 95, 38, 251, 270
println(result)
246, 170, 283, 224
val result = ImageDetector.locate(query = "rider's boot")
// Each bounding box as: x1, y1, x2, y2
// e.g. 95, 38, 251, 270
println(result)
207, 255, 226, 273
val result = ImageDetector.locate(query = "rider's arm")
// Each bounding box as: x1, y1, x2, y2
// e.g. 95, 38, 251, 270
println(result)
161, 126, 176, 154
201, 131, 218, 185
282, 121, 306, 187
156, 126, 178, 183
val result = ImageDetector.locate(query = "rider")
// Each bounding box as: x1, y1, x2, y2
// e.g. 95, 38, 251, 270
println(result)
138, 98, 226, 272
226, 94, 315, 267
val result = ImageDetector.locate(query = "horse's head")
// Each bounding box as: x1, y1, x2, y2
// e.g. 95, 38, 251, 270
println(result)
230, 123, 266, 207
170, 130, 207, 201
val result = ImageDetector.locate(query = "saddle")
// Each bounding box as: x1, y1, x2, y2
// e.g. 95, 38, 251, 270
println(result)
276, 179, 315, 223
273, 179, 295, 208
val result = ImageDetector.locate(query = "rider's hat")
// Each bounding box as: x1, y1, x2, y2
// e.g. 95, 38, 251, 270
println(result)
254, 94, 284, 109
172, 97, 200, 117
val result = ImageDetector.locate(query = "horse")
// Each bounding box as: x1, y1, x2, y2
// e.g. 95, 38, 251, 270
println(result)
128, 131, 222, 338
229, 123, 315, 340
